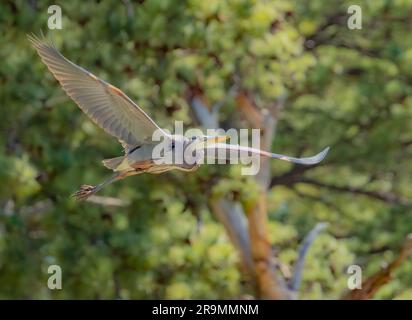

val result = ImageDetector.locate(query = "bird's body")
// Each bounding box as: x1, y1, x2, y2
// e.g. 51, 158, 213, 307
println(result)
103, 135, 201, 173
29, 34, 329, 200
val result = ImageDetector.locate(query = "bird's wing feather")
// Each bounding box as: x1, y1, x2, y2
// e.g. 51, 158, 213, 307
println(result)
28, 34, 164, 150
204, 144, 329, 165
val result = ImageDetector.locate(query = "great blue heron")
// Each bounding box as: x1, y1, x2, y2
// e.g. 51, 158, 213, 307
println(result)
29, 35, 329, 200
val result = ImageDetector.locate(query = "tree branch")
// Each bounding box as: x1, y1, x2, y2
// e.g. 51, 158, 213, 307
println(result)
300, 178, 411, 206
342, 234, 412, 300
209, 198, 255, 282
238, 92, 291, 299
190, 95, 219, 129
188, 89, 257, 288
269, 165, 313, 188
212, 83, 238, 114
289, 222, 328, 294
189, 87, 291, 299
235, 91, 263, 129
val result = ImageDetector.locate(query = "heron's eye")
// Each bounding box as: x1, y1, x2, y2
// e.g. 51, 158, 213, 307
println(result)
191, 136, 196, 141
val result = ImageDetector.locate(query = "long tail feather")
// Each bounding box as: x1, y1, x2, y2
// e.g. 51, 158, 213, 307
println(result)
102, 156, 125, 170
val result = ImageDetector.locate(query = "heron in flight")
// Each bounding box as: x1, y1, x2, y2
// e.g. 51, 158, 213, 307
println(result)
29, 35, 329, 200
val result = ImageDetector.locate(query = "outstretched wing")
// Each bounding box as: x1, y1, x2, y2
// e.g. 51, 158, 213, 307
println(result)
28, 34, 165, 151
204, 144, 330, 165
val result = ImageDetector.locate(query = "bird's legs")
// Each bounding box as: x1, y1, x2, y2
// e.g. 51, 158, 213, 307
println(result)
72, 170, 137, 201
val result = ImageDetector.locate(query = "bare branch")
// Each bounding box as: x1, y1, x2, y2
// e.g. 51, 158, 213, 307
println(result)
292, 188, 344, 214
269, 165, 313, 188
190, 85, 291, 299
342, 234, 412, 300
289, 222, 328, 294
235, 91, 264, 128
190, 95, 219, 129
267, 92, 287, 119
189, 83, 238, 129
189, 87, 256, 287
239, 92, 291, 299
209, 198, 255, 281
212, 83, 238, 113
300, 178, 411, 207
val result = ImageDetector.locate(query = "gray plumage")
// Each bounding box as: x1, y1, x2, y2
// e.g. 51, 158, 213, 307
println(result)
29, 34, 329, 200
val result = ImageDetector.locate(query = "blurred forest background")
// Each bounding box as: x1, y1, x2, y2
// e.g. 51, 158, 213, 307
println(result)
1, 0, 412, 299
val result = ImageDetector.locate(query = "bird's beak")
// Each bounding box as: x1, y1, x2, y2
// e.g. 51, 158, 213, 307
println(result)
204, 135, 229, 144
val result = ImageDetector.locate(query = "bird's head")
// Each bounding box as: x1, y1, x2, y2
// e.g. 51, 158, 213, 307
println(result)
165, 134, 229, 170
185, 134, 229, 148
186, 134, 229, 165
168, 134, 229, 151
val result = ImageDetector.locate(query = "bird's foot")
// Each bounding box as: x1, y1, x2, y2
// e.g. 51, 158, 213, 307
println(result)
72, 184, 96, 201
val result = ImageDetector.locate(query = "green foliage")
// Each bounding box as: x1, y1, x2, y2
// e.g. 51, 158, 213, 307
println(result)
0, 0, 411, 299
